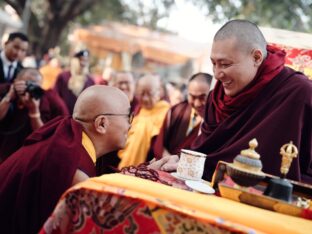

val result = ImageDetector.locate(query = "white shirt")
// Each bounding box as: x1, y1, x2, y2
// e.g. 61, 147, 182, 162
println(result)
1, 51, 18, 81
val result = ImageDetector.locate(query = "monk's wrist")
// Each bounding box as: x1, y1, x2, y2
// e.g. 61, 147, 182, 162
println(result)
1, 95, 11, 104
28, 112, 41, 118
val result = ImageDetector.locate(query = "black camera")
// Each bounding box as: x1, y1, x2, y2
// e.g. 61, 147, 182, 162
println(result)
25, 81, 44, 100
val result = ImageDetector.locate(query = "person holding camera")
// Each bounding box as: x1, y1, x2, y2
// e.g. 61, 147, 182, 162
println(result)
0, 68, 68, 162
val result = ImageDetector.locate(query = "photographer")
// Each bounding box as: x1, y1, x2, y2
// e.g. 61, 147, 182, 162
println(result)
0, 68, 68, 162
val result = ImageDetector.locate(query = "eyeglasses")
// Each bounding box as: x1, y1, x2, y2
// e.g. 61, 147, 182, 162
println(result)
76, 112, 134, 124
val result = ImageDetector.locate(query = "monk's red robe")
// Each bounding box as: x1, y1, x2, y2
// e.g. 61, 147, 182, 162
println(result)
0, 89, 69, 162
54, 71, 95, 114
0, 116, 96, 234
153, 101, 200, 158
192, 67, 312, 183
131, 96, 140, 115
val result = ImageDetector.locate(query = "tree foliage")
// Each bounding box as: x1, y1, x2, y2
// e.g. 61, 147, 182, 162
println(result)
194, 0, 312, 32
3, 0, 104, 58
2, 0, 176, 59
2, 0, 311, 59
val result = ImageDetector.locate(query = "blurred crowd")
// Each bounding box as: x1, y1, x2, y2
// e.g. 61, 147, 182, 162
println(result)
0, 31, 210, 166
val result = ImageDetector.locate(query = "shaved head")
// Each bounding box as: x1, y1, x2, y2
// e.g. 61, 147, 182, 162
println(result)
214, 19, 267, 58
137, 74, 161, 89
189, 72, 212, 86
73, 85, 129, 121
16, 68, 42, 84
73, 85, 131, 156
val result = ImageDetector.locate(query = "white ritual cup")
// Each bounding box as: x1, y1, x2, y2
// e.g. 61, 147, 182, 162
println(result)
177, 149, 207, 180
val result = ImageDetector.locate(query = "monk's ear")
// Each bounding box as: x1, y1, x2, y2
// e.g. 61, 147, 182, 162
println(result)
252, 49, 263, 67
94, 116, 109, 134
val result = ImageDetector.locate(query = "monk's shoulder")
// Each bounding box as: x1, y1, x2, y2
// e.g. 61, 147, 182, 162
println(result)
170, 100, 189, 114
287, 72, 312, 98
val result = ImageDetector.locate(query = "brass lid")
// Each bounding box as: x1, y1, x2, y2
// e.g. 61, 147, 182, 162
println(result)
240, 138, 260, 159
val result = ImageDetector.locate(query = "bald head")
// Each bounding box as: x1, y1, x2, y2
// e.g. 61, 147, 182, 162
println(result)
73, 85, 131, 157
16, 68, 42, 84
189, 72, 212, 86
214, 19, 267, 58
137, 74, 161, 89
73, 85, 130, 121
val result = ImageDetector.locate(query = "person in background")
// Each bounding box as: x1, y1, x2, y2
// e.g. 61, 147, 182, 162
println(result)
54, 50, 95, 114
40, 56, 62, 90
166, 81, 186, 106
118, 74, 170, 168
0, 68, 68, 162
111, 71, 139, 114
0, 85, 131, 234
0, 32, 28, 86
153, 72, 212, 158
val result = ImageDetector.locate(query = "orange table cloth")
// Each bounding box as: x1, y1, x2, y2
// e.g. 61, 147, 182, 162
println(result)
41, 173, 312, 234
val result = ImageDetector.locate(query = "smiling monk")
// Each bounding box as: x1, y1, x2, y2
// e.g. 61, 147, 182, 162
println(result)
191, 19, 312, 183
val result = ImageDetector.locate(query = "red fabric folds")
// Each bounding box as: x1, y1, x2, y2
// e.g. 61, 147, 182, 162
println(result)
0, 116, 96, 234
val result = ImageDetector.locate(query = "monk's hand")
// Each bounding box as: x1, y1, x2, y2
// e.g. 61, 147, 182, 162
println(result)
4, 84, 16, 102
22, 92, 40, 114
148, 155, 179, 172
160, 155, 179, 172
13, 80, 27, 96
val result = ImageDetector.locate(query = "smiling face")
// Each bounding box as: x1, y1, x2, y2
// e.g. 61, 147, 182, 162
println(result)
187, 78, 210, 117
210, 37, 262, 97
136, 75, 160, 109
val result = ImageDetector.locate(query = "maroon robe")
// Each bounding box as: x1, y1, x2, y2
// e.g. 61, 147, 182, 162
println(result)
0, 89, 69, 162
192, 67, 312, 183
54, 71, 95, 114
131, 96, 140, 115
0, 116, 96, 234
153, 101, 200, 158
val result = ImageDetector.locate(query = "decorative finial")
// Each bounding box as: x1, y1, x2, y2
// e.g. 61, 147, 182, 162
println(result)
280, 141, 298, 177
240, 138, 260, 159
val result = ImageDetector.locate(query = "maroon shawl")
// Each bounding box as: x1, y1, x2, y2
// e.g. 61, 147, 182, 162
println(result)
192, 66, 312, 183
153, 101, 200, 158
54, 71, 95, 114
0, 89, 69, 162
0, 116, 96, 234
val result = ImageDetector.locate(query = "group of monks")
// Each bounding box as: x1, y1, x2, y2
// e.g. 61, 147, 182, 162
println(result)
0, 19, 311, 233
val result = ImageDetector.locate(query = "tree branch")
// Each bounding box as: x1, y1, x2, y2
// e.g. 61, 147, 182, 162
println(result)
62, 0, 100, 21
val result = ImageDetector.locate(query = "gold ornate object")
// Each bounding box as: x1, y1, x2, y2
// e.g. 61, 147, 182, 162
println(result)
240, 138, 260, 159
280, 141, 298, 177
226, 138, 265, 187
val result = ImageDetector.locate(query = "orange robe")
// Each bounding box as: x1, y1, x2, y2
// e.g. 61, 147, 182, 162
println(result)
118, 100, 170, 168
